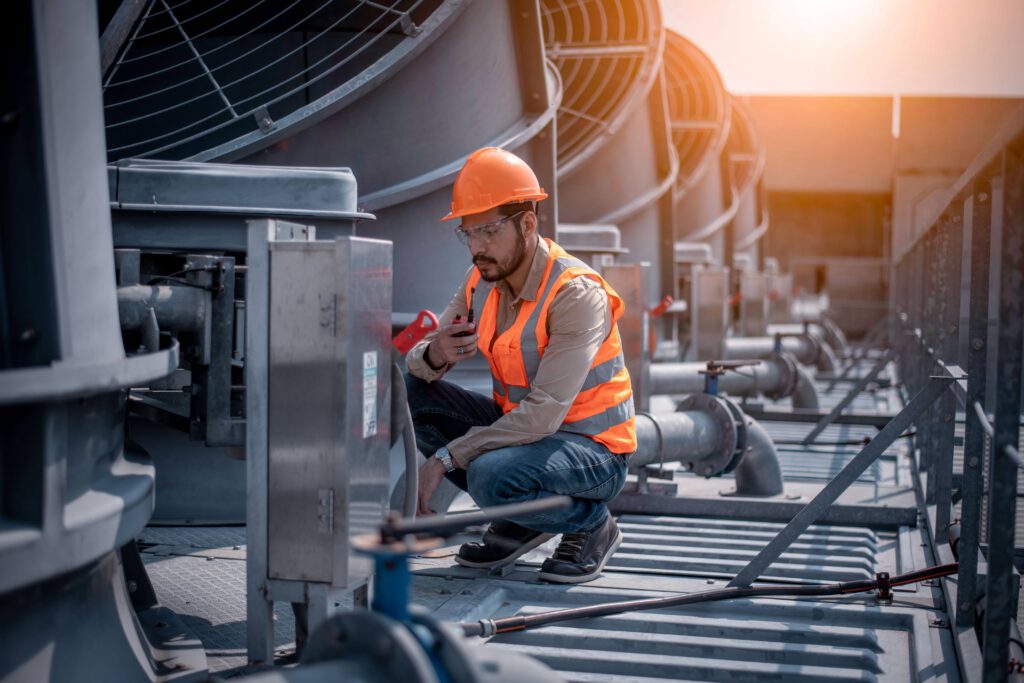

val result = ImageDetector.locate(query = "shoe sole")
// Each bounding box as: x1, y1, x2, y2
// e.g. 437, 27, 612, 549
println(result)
454, 532, 555, 569
536, 526, 624, 584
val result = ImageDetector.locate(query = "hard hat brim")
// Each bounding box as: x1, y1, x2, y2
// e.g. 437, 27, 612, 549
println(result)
440, 190, 549, 222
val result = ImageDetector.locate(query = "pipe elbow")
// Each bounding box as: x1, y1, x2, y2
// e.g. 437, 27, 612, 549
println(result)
733, 418, 783, 496
814, 338, 840, 375
791, 364, 820, 410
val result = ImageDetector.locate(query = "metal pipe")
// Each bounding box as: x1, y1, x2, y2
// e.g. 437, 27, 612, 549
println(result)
117, 284, 206, 332
648, 353, 819, 409
732, 417, 783, 496
723, 334, 839, 374
792, 364, 820, 410
648, 362, 761, 397
631, 411, 722, 470
724, 335, 813, 363
632, 406, 783, 498
814, 339, 840, 375
767, 321, 849, 358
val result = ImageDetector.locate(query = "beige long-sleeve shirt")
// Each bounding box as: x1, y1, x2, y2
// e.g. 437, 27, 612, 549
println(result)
406, 239, 612, 468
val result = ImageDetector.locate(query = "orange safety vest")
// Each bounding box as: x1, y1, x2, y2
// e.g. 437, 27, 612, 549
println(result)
467, 239, 637, 454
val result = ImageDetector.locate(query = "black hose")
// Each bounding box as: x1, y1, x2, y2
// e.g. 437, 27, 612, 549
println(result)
460, 563, 959, 637
770, 431, 916, 447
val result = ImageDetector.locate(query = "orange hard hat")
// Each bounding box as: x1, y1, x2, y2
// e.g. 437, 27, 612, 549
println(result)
440, 147, 548, 221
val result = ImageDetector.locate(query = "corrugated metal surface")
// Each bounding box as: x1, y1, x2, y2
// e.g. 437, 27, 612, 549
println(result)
569, 515, 891, 583
428, 580, 958, 682
755, 421, 910, 486
502, 518, 880, 585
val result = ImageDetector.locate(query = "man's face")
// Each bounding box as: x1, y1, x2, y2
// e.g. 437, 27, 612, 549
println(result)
460, 208, 529, 283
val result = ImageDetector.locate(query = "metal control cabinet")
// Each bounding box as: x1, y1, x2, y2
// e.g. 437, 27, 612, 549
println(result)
246, 219, 392, 662
739, 272, 769, 337
690, 267, 729, 361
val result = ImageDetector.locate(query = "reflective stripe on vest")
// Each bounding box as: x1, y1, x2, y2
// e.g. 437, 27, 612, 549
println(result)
561, 397, 636, 437
471, 239, 637, 454
500, 352, 626, 405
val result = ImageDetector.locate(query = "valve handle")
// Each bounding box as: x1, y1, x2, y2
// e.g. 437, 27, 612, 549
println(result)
650, 295, 674, 319
392, 310, 439, 354
698, 358, 762, 377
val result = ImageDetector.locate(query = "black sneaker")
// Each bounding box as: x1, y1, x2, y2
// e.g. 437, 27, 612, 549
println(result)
455, 520, 554, 569
537, 515, 623, 584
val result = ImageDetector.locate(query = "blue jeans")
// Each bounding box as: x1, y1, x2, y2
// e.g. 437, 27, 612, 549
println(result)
404, 373, 629, 534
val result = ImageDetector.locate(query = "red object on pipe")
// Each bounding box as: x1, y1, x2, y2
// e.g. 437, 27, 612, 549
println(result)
392, 310, 439, 354
650, 295, 674, 319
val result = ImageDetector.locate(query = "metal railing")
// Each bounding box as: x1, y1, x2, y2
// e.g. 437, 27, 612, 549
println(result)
891, 105, 1024, 682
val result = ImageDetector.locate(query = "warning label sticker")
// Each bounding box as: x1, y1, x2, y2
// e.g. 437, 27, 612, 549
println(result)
363, 351, 377, 438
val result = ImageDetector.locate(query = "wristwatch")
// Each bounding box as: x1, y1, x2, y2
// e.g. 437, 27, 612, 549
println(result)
433, 446, 456, 473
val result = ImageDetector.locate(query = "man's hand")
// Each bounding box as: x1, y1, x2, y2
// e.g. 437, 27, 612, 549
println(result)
426, 318, 478, 367
417, 456, 449, 517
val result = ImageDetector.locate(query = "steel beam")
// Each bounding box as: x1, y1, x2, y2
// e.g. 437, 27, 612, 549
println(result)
608, 492, 919, 529
740, 407, 896, 429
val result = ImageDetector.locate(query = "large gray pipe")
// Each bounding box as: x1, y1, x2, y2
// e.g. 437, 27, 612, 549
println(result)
632, 405, 783, 496
633, 411, 722, 470
117, 284, 207, 332
723, 335, 839, 375
648, 354, 820, 410
732, 418, 784, 496
767, 321, 849, 359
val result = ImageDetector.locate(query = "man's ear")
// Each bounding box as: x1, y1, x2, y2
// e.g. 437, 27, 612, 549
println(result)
523, 210, 539, 236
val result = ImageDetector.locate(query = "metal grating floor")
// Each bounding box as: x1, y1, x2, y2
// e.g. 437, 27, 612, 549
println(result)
139, 526, 293, 674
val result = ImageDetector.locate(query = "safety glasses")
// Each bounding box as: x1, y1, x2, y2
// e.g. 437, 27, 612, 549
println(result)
453, 211, 525, 245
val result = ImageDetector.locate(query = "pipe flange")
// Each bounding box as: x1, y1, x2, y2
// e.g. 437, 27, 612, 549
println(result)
718, 397, 748, 474
804, 333, 825, 366
676, 393, 738, 477
763, 351, 799, 401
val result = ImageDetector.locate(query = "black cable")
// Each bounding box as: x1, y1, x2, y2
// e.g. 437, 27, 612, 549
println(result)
460, 563, 959, 637
770, 431, 916, 447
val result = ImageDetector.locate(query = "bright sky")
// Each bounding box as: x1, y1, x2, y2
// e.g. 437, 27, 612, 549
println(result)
662, 0, 1024, 96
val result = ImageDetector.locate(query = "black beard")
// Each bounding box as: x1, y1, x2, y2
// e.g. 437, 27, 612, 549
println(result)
476, 226, 527, 282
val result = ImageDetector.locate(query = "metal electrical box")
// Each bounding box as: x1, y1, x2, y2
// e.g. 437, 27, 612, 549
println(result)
739, 272, 768, 336
690, 267, 729, 361
603, 263, 650, 412
245, 219, 391, 662
768, 271, 794, 324
265, 235, 391, 585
